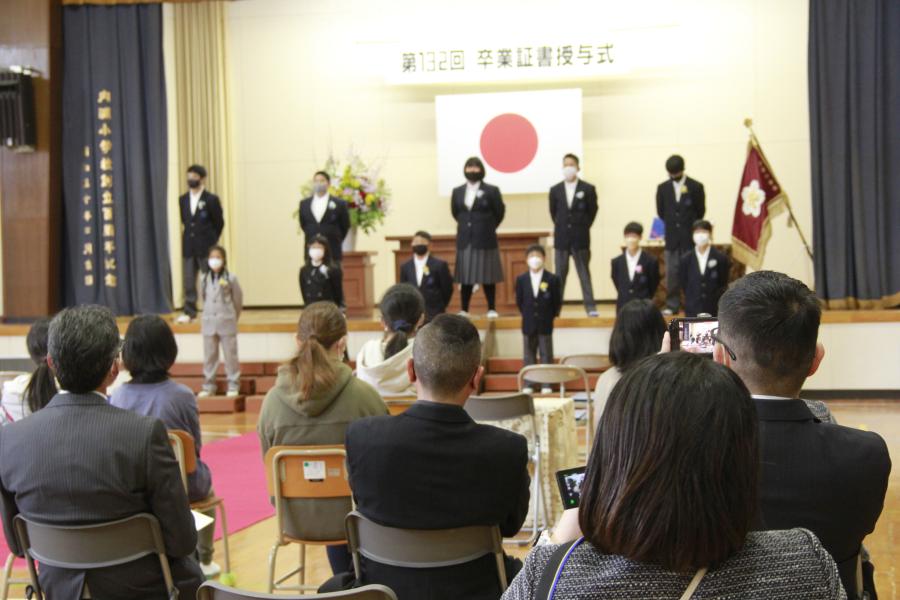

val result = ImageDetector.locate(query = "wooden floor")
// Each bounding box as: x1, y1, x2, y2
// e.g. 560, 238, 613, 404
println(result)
4, 400, 899, 598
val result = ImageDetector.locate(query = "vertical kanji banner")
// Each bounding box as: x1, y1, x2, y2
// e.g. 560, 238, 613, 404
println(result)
61, 3, 171, 314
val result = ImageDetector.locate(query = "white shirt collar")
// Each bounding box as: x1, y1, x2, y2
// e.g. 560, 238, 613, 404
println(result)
529, 269, 544, 296
625, 249, 642, 280
466, 181, 481, 190
414, 254, 429, 266
695, 245, 711, 274
751, 394, 794, 400
58, 390, 108, 401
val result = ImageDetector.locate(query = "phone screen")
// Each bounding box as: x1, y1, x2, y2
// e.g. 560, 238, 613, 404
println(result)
556, 467, 586, 508
670, 318, 719, 356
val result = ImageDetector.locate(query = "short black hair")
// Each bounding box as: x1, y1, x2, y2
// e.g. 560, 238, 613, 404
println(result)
563, 153, 580, 166
609, 300, 666, 370
665, 155, 685, 174
413, 230, 432, 242
525, 244, 545, 257
718, 271, 821, 391
623, 221, 644, 236
413, 314, 481, 398
122, 315, 178, 384
692, 219, 713, 232
314, 170, 331, 183
580, 352, 758, 572
187, 164, 207, 178
48, 305, 120, 394
464, 156, 485, 172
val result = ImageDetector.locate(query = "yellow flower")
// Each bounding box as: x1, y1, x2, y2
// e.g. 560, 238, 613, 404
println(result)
540, 281, 549, 291
219, 277, 228, 287
423, 266, 430, 275
365, 193, 375, 204
680, 185, 688, 194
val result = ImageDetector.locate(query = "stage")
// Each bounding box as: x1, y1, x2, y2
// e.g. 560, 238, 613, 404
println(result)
0, 305, 897, 392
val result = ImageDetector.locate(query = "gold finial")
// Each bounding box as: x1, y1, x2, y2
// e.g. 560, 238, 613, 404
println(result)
743, 118, 753, 129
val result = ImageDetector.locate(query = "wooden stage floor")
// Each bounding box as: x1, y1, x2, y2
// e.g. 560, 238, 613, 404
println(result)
7, 398, 897, 599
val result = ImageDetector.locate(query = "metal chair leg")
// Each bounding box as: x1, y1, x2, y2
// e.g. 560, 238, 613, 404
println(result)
267, 542, 280, 593
1, 554, 13, 600
217, 502, 231, 574
299, 544, 306, 587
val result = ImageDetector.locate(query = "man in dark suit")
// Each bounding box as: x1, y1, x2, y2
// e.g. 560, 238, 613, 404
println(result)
399, 230, 453, 322
299, 170, 351, 265
656, 154, 705, 315
0, 305, 203, 599
549, 153, 599, 316
611, 221, 660, 311
178, 164, 224, 323
716, 271, 891, 599
346, 314, 530, 600
678, 220, 730, 317
515, 245, 562, 394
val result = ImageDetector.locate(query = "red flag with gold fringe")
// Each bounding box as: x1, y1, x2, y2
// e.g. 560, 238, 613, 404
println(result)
731, 140, 787, 269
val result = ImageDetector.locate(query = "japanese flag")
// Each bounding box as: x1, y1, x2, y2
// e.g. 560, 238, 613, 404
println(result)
435, 88, 583, 195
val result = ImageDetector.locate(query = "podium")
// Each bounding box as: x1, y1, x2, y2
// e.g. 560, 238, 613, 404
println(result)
388, 232, 551, 315
636, 242, 746, 307
341, 251, 376, 317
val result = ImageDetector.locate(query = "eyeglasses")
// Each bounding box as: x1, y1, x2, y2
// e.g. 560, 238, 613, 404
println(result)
710, 331, 737, 362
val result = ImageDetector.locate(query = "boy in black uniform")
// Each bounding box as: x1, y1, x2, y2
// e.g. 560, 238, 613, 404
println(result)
399, 231, 454, 323
678, 220, 730, 317
515, 245, 562, 395
611, 221, 660, 312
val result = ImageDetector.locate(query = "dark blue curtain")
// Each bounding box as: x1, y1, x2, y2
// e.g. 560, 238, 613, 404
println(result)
809, 0, 900, 308
61, 3, 171, 314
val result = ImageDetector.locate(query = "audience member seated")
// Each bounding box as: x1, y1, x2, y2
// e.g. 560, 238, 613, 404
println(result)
257, 301, 387, 576
0, 305, 202, 599
110, 314, 220, 577
355, 283, 425, 396
592, 299, 665, 428
503, 352, 846, 600
716, 271, 890, 598
345, 314, 530, 600
0, 318, 56, 424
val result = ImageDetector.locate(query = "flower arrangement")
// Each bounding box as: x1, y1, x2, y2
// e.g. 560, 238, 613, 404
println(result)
298, 154, 390, 235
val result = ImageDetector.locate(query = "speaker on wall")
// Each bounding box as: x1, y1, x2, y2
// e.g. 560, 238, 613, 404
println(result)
0, 69, 37, 152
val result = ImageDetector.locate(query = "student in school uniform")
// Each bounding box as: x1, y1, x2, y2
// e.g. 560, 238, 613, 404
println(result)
299, 234, 345, 309
200, 245, 243, 397
451, 156, 506, 318
515, 244, 562, 395
299, 171, 351, 265
399, 230, 454, 323
611, 221, 660, 312
678, 219, 730, 317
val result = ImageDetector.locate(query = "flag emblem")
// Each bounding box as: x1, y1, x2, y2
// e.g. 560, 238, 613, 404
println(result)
741, 180, 766, 218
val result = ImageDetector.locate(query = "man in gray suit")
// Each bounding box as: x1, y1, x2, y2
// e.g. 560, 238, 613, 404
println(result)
0, 305, 203, 599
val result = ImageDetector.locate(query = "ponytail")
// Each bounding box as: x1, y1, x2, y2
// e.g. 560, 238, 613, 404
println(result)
287, 302, 347, 402
24, 362, 57, 414
383, 319, 414, 359
379, 284, 425, 360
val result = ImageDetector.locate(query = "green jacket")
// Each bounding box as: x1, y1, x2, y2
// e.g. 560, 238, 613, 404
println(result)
258, 361, 387, 541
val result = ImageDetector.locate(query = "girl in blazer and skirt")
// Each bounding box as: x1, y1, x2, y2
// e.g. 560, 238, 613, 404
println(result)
200, 245, 243, 397
299, 233, 345, 309
451, 156, 506, 318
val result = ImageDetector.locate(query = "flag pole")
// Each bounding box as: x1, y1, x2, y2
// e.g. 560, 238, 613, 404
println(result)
742, 118, 814, 261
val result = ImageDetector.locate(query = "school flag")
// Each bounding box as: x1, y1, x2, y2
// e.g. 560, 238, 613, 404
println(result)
730, 139, 787, 269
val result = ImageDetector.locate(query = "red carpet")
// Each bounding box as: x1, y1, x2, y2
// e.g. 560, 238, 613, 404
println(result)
2, 432, 271, 568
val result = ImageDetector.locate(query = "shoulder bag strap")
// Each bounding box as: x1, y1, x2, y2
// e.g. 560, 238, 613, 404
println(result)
679, 567, 708, 600
535, 537, 584, 600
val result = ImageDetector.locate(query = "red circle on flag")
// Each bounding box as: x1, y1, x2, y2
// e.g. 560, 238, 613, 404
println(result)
479, 113, 539, 173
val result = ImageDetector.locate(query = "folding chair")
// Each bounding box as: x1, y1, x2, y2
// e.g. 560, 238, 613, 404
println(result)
1, 553, 29, 600
13, 513, 178, 600
560, 353, 610, 403
464, 393, 548, 544
381, 395, 417, 416
345, 511, 508, 594
264, 445, 353, 593
167, 430, 232, 576
517, 364, 593, 453
197, 580, 397, 599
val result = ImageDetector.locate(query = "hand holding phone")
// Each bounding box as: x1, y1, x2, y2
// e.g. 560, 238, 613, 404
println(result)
556, 467, 586, 508
667, 317, 719, 357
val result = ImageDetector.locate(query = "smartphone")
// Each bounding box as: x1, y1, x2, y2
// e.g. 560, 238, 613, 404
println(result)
555, 467, 586, 509
668, 317, 719, 357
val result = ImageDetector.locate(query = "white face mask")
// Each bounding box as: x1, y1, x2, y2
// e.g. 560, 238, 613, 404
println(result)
313, 182, 328, 196
562, 165, 578, 181
208, 257, 224, 271
527, 256, 544, 271
693, 232, 710, 247
624, 236, 640, 250
309, 247, 325, 262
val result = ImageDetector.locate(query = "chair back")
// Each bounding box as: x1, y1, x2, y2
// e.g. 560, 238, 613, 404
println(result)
382, 395, 417, 416
464, 393, 534, 422
560, 354, 609, 371
345, 511, 507, 592
13, 513, 176, 600
517, 364, 593, 448
198, 581, 398, 600
167, 429, 197, 494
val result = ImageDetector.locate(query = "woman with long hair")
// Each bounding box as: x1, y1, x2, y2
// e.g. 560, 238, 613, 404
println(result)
1, 318, 56, 423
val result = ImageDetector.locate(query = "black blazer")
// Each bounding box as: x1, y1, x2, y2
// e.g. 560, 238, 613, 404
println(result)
346, 401, 530, 600
678, 246, 730, 317
548, 179, 598, 250
451, 182, 505, 250
515, 270, 562, 336
179, 190, 224, 259
655, 176, 706, 251
753, 397, 891, 598
299, 263, 344, 309
299, 196, 351, 261
399, 255, 454, 322
0, 393, 202, 599
611, 251, 660, 311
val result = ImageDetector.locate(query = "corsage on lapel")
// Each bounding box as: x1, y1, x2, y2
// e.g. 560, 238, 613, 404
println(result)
197, 200, 206, 211
576, 190, 585, 199
218, 277, 229, 288
319, 264, 329, 277
539, 281, 549, 292
476, 189, 484, 198
708, 259, 718, 268
680, 185, 688, 195
328, 200, 337, 210
635, 264, 643, 274
423, 265, 430, 276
